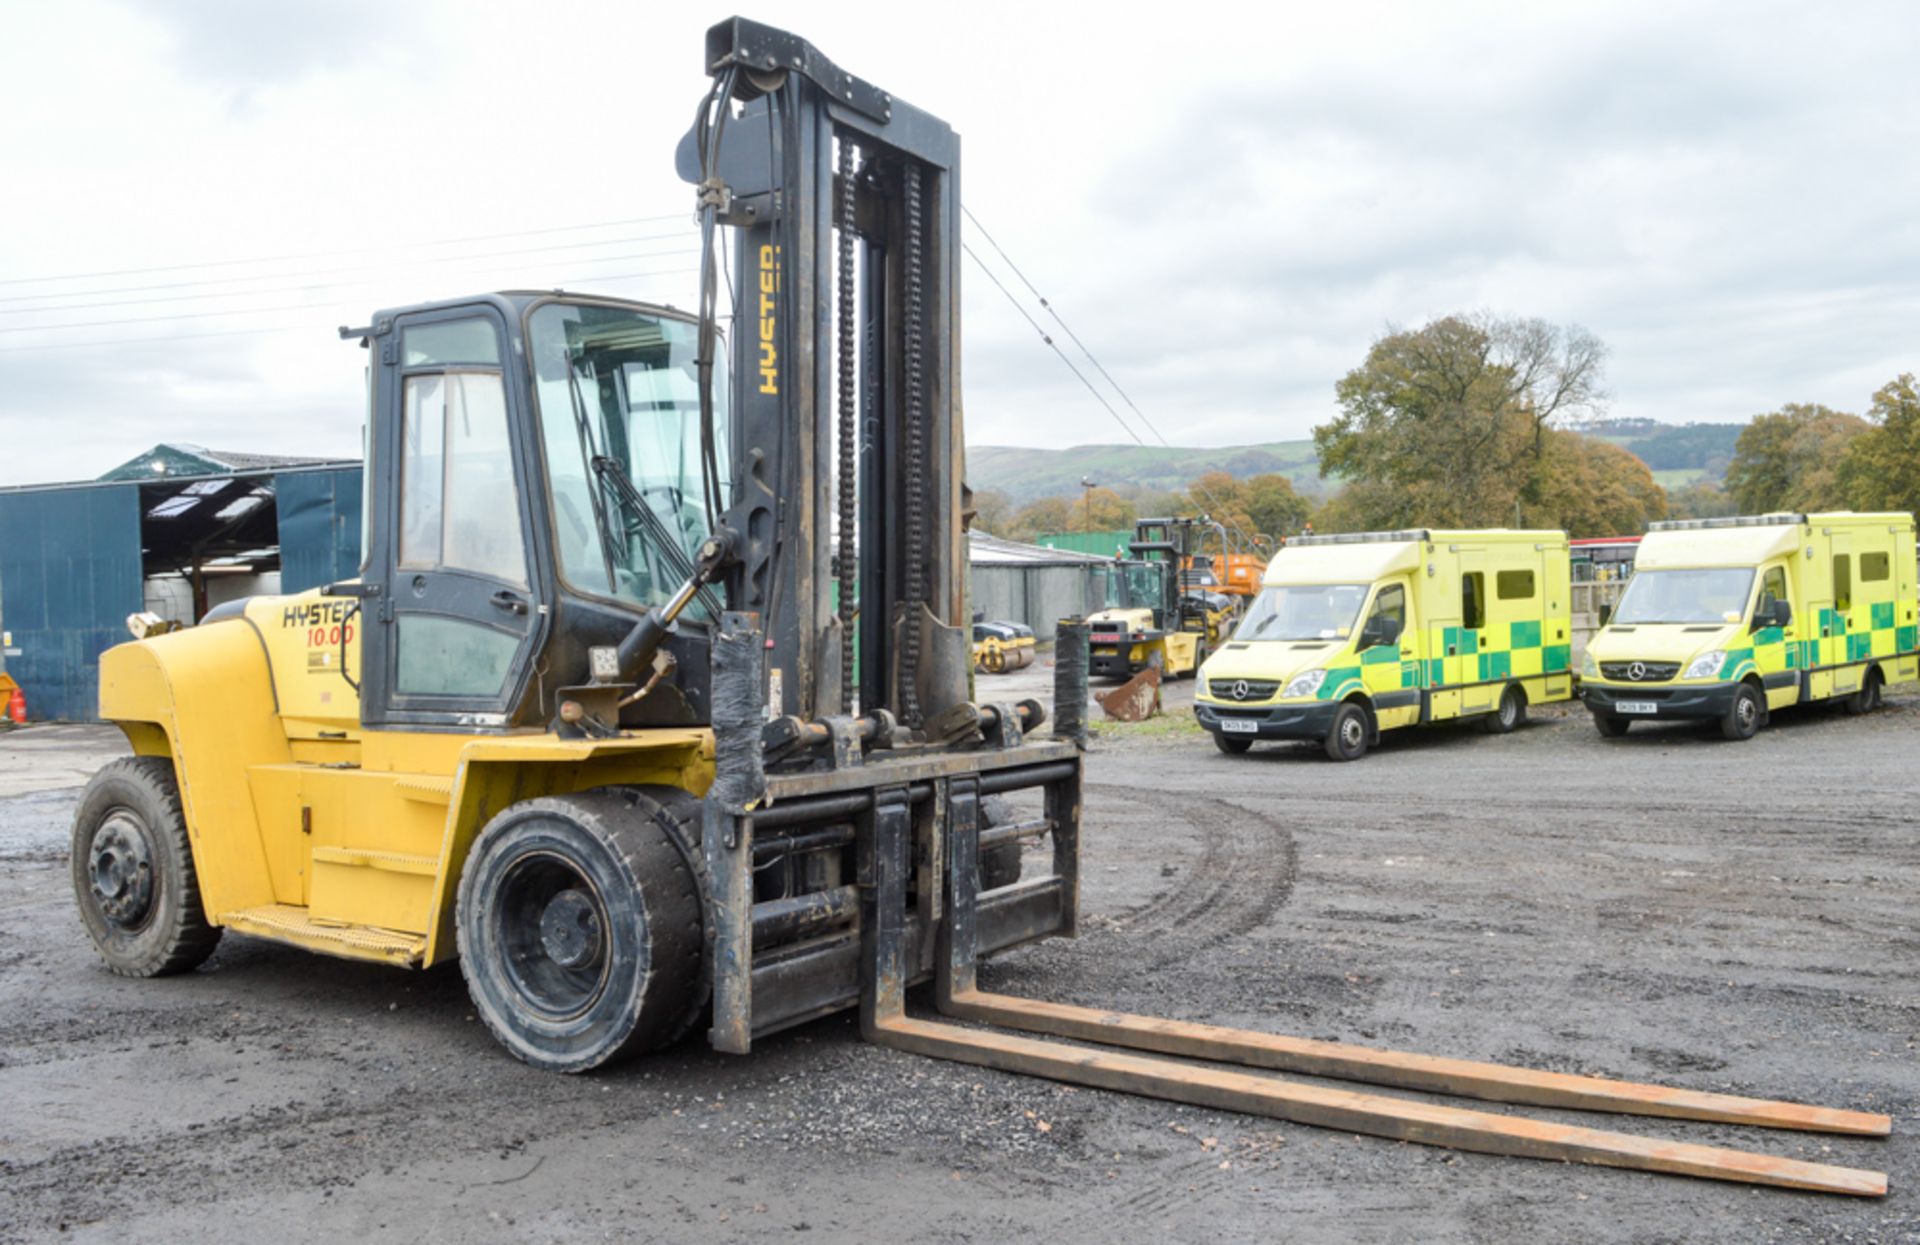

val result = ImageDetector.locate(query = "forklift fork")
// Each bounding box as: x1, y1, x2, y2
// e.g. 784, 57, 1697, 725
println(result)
858, 776, 1890, 1198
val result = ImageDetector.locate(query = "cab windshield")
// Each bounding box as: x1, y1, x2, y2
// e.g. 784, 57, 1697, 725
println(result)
1234, 583, 1370, 642
1612, 568, 1755, 625
528, 302, 726, 617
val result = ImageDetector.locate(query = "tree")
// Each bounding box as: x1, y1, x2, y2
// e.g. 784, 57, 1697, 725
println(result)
1664, 479, 1738, 521
1723, 403, 1868, 513
1315, 313, 1607, 529
1836, 375, 1920, 518
1004, 487, 1134, 541
1241, 474, 1312, 542
1530, 433, 1667, 537
970, 487, 1013, 535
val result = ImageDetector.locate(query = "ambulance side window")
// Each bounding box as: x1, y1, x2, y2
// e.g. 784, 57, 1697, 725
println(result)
1833, 555, 1852, 612
1861, 552, 1889, 582
1368, 584, 1405, 636
1496, 569, 1535, 600
1462, 573, 1485, 629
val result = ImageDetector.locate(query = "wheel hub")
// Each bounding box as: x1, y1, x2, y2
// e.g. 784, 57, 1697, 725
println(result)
1342, 718, 1364, 748
538, 889, 603, 970
89, 811, 155, 928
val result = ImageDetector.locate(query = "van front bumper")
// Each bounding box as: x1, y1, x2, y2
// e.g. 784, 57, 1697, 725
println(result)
1580, 679, 1741, 722
1194, 699, 1338, 741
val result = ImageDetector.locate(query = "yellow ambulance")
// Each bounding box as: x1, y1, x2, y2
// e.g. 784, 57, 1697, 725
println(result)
1580, 512, 1919, 739
1194, 529, 1574, 760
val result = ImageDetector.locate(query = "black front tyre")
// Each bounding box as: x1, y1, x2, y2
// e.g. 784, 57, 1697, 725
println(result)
979, 795, 1024, 890
1719, 683, 1765, 741
1593, 713, 1631, 738
71, 756, 222, 977
457, 789, 705, 1073
1484, 685, 1526, 734
1324, 703, 1371, 762
1212, 731, 1252, 755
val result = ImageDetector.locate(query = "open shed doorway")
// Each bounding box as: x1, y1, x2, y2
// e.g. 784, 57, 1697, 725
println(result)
136, 472, 283, 624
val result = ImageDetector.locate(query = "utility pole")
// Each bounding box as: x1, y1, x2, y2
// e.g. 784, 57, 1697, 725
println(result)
1080, 476, 1096, 533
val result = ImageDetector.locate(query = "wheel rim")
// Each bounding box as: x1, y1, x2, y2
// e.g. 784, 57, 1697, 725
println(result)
1341, 715, 1365, 751
1737, 694, 1758, 732
1500, 695, 1517, 727
494, 850, 614, 1021
88, 808, 157, 931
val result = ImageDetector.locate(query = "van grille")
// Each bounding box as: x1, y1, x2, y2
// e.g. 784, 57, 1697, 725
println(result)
1600, 661, 1680, 682
1211, 678, 1280, 702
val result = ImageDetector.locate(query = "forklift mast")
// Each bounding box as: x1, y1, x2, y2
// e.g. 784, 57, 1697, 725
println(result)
680, 18, 969, 729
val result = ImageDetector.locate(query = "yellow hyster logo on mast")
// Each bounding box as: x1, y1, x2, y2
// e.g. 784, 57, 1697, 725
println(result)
757, 244, 781, 394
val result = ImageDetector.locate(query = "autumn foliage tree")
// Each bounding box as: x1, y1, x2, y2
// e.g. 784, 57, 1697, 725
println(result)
1835, 375, 1920, 518
1314, 312, 1607, 528
1723, 403, 1869, 513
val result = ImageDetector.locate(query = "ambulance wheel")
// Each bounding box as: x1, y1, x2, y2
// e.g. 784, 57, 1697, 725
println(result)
1484, 686, 1526, 734
1213, 732, 1252, 755
1324, 703, 1371, 762
1592, 713, 1631, 738
1844, 670, 1883, 715
71, 757, 222, 978
457, 790, 704, 1073
1719, 683, 1765, 741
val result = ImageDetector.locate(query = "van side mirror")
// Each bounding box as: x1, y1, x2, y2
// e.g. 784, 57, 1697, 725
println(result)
1755, 599, 1790, 630
1597, 603, 1612, 626
1362, 616, 1402, 648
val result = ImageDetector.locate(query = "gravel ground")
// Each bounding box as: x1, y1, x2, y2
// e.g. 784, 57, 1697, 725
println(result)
0, 692, 1915, 1244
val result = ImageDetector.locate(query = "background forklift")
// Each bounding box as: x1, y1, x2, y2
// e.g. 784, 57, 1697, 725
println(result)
64, 18, 1888, 1195
1086, 516, 1235, 680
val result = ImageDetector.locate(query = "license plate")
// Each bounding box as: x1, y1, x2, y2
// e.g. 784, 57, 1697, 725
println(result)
1220, 719, 1258, 734
1615, 700, 1658, 715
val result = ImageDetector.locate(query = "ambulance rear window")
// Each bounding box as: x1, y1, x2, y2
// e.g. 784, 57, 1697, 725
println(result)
1496, 569, 1536, 600
1861, 552, 1890, 582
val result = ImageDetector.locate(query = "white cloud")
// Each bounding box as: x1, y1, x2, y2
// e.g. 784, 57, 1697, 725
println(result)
0, 0, 1914, 484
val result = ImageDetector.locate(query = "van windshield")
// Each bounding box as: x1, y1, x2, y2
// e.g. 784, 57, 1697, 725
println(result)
1612, 568, 1755, 625
1234, 583, 1370, 642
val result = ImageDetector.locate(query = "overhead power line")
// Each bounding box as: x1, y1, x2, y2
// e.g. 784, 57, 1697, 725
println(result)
962, 207, 1266, 550
0, 212, 693, 290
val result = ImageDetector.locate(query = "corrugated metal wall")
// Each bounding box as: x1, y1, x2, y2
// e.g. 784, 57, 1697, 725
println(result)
970, 563, 1106, 641
0, 485, 143, 721
276, 467, 363, 593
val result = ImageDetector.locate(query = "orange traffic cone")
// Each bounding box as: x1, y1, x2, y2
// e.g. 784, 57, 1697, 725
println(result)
6, 686, 25, 724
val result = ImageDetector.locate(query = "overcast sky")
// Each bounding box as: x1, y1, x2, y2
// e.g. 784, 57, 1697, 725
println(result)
1, 0, 1915, 485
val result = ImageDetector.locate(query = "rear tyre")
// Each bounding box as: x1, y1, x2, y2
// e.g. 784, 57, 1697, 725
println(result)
979, 795, 1024, 891
1844, 670, 1883, 715
70, 756, 222, 977
1324, 702, 1371, 762
1592, 713, 1631, 738
457, 790, 705, 1073
1484, 685, 1527, 734
1719, 683, 1764, 741
1212, 732, 1252, 755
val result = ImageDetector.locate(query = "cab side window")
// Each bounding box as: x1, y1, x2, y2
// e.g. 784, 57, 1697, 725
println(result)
398, 370, 527, 587
1462, 572, 1485, 630
1365, 584, 1405, 645
1758, 566, 1787, 621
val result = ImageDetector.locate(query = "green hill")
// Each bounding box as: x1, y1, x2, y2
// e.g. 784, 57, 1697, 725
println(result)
968, 440, 1322, 504
970, 423, 1743, 503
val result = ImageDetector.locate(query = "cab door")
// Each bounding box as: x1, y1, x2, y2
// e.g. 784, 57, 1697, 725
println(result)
1359, 580, 1420, 730
1749, 562, 1800, 710
359, 308, 549, 730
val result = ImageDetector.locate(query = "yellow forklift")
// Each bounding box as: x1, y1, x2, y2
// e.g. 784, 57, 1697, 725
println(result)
65, 18, 1885, 1195
1086, 517, 1235, 679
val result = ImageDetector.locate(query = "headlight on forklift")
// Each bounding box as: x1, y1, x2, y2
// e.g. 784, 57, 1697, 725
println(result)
1683, 651, 1725, 680
1282, 669, 1326, 699
1581, 651, 1598, 678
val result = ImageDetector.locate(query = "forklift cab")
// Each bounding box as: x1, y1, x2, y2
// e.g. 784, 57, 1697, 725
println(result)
351, 293, 725, 733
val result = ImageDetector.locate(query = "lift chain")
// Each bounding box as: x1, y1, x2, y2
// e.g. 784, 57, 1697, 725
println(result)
900, 162, 927, 728
835, 137, 860, 714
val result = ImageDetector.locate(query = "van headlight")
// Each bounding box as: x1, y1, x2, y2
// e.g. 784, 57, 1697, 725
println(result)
1581, 650, 1598, 677
1683, 651, 1725, 680
1282, 669, 1326, 699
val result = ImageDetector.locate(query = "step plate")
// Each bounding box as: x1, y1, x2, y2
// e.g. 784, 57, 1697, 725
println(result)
221, 904, 425, 966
